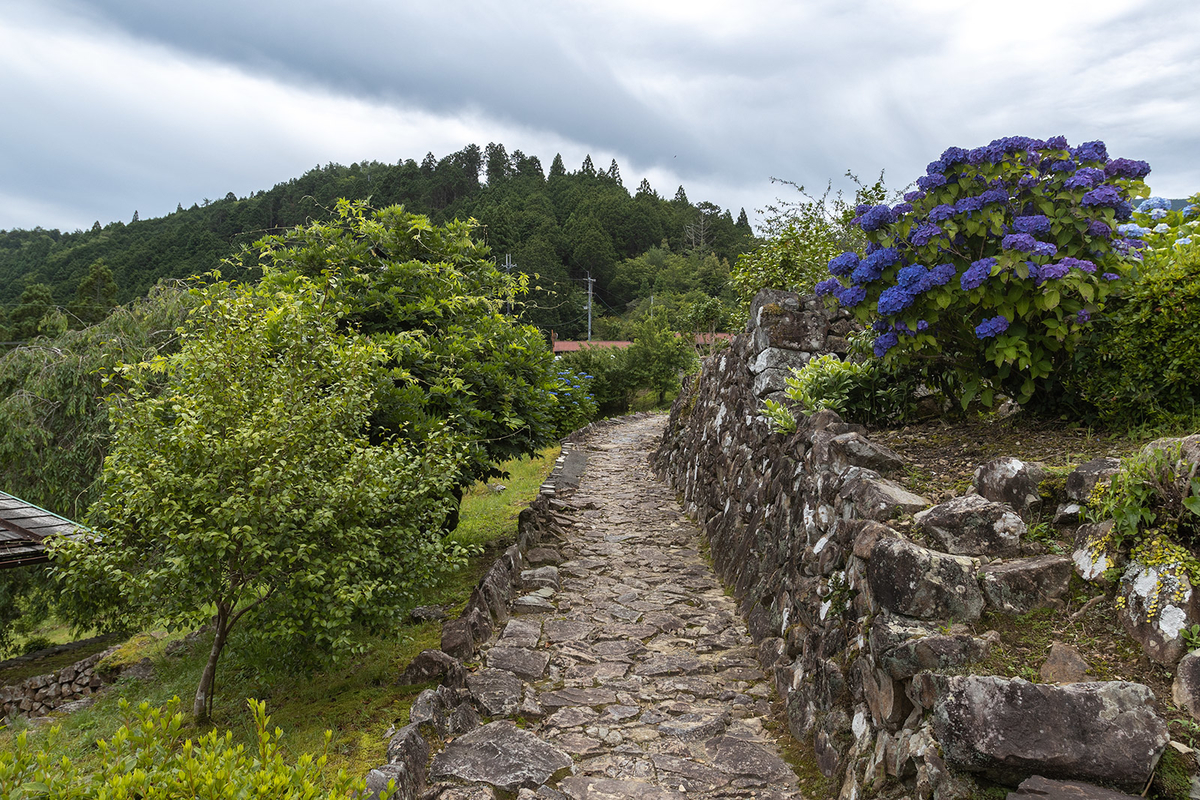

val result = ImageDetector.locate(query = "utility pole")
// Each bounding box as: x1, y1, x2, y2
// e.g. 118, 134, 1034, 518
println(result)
503, 254, 514, 315
586, 272, 594, 342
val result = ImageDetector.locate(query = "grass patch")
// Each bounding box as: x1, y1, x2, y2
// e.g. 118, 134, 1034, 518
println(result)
0, 445, 560, 782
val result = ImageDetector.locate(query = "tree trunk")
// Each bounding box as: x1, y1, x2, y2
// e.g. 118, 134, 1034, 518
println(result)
193, 608, 229, 723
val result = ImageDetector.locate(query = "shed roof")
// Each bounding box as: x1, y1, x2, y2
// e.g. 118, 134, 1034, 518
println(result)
0, 492, 88, 569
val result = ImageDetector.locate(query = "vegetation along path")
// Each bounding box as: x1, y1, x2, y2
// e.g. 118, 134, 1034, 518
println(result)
433, 414, 804, 799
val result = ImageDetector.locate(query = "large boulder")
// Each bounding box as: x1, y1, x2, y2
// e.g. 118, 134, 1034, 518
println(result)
932, 676, 1169, 791
980, 556, 1073, 614
1064, 457, 1122, 503
915, 495, 1026, 558
974, 457, 1048, 519
1118, 559, 1200, 664
867, 538, 984, 621
430, 721, 573, 793
841, 470, 930, 522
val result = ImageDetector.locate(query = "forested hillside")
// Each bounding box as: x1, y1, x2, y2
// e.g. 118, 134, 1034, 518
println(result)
0, 144, 754, 340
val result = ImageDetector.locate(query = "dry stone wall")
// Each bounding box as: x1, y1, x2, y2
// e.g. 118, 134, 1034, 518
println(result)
652, 288, 1172, 799
1, 646, 115, 720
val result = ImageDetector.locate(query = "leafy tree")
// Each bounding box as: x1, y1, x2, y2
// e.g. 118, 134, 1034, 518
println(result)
626, 314, 698, 404
54, 273, 465, 721
69, 258, 120, 326
9, 283, 55, 342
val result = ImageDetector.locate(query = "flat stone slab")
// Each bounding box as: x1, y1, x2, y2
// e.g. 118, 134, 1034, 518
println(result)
543, 619, 595, 642
431, 721, 572, 793
559, 776, 686, 800
486, 647, 550, 681
466, 668, 523, 717
513, 594, 556, 614
497, 619, 541, 649
658, 711, 730, 741
539, 687, 618, 709
633, 654, 703, 676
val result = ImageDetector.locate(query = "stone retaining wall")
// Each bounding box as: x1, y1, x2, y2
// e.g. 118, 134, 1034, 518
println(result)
0, 646, 116, 720
651, 288, 1173, 799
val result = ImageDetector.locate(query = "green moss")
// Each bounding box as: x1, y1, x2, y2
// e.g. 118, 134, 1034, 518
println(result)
1151, 747, 1194, 800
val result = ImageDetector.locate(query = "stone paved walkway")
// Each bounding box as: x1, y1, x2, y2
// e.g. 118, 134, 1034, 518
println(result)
433, 415, 806, 800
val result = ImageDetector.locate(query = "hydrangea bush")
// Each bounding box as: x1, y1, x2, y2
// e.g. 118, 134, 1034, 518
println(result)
1119, 193, 1200, 253
815, 136, 1149, 408
548, 365, 598, 436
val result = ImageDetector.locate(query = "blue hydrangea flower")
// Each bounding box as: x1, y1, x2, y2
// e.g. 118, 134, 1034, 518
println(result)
859, 204, 896, 232
975, 316, 1010, 339
892, 202, 914, 217
916, 320, 929, 331
917, 174, 948, 191
1149, 208, 1168, 220
928, 204, 957, 222
904, 190, 927, 203
1102, 273, 1120, 280
1076, 310, 1092, 323
814, 278, 840, 296
979, 188, 1009, 205
828, 251, 860, 277
1032, 241, 1058, 257
873, 331, 900, 357
1117, 223, 1151, 238
1049, 158, 1077, 173
851, 248, 898, 284
960, 257, 995, 290
1104, 159, 1151, 180
1178, 237, 1193, 245
939, 146, 969, 167
877, 286, 916, 316
833, 284, 867, 308
954, 196, 983, 214
927, 263, 956, 287
909, 223, 942, 247
1013, 215, 1051, 235
1136, 197, 1171, 212
926, 160, 946, 176
1153, 223, 1171, 233
1046, 135, 1069, 149
872, 319, 889, 332
1088, 219, 1112, 238
1071, 141, 1108, 162
896, 264, 929, 290
1002, 233, 1038, 252
1184, 205, 1197, 217
1063, 167, 1105, 190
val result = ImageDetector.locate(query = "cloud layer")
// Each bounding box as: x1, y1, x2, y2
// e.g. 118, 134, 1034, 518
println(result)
3, 0, 1198, 232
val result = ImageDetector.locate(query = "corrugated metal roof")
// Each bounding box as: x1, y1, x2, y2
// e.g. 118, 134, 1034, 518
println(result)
0, 492, 87, 569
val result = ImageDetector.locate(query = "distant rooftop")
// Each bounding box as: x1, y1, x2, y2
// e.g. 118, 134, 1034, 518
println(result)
0, 491, 88, 569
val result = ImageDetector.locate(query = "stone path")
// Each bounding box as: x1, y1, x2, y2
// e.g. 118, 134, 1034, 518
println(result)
432, 415, 806, 799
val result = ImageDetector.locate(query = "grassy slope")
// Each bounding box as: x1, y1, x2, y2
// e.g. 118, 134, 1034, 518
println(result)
0, 444, 560, 780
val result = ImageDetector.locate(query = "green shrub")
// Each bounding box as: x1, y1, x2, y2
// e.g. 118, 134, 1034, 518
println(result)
558, 346, 633, 417
0, 697, 373, 799
548, 365, 598, 436
1068, 239, 1200, 426
763, 338, 919, 431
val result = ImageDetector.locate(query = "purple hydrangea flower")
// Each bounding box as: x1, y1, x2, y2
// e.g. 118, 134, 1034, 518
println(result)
872, 319, 889, 332
892, 202, 914, 217
1049, 158, 1077, 173
1013, 215, 1051, 235
828, 251, 860, 277
1080, 185, 1123, 209
928, 204, 957, 222
1061, 257, 1097, 273
955, 196, 984, 214
926, 160, 946, 175
975, 315, 1010, 339
833, 284, 867, 308
1046, 135, 1069, 149
877, 285, 916, 315
873, 331, 900, 357
850, 247, 901, 285
1149, 208, 1168, 220
1032, 241, 1058, 257
940, 146, 969, 167
1002, 233, 1038, 252
856, 204, 873, 214
1025, 262, 1040, 282
1038, 262, 1069, 282
909, 222, 943, 247
859, 204, 896, 232
1177, 237, 1193, 245
1017, 175, 1041, 190
1063, 167, 1106, 190
1087, 219, 1112, 238
916, 320, 929, 331
1105, 159, 1151, 180
1072, 141, 1108, 162
1076, 310, 1092, 323
814, 278, 840, 296
904, 190, 927, 202
917, 174, 948, 191
896, 264, 929, 290
960, 257, 995, 290
979, 187, 1009, 205
927, 263, 956, 287
1102, 272, 1120, 280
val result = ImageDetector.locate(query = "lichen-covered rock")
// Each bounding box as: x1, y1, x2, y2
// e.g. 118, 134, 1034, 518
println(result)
974, 457, 1048, 519
1118, 559, 1200, 665
1006, 775, 1142, 799
915, 495, 1026, 558
869, 613, 995, 679
980, 556, 1073, 614
466, 669, 524, 717
867, 538, 983, 621
1171, 650, 1200, 722
840, 469, 930, 522
1071, 521, 1120, 582
932, 676, 1169, 791
1064, 457, 1122, 503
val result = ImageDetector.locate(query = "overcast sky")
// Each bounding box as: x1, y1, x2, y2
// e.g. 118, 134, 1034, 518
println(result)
2, 0, 1198, 234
